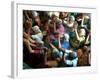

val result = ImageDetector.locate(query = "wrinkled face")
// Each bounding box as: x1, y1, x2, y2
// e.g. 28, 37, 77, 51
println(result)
79, 29, 86, 36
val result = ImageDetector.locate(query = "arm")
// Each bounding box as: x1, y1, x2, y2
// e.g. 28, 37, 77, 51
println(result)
85, 32, 90, 44
49, 43, 57, 49
81, 15, 85, 27
24, 11, 30, 20
58, 34, 66, 52
30, 42, 37, 48
75, 29, 80, 41
29, 37, 36, 44
23, 38, 34, 53
53, 22, 56, 32
23, 32, 29, 39
58, 34, 62, 49
23, 32, 36, 44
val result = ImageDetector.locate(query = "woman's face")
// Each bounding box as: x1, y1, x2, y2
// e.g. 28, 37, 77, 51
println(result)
79, 29, 86, 37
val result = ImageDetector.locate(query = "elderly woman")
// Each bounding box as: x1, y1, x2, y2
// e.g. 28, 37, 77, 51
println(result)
23, 19, 48, 68
31, 11, 44, 45
69, 20, 87, 50
74, 27, 86, 48
23, 19, 37, 53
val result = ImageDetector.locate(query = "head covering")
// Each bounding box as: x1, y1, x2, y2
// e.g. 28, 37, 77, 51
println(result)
64, 33, 70, 42
70, 16, 75, 21
32, 11, 39, 18
32, 25, 41, 34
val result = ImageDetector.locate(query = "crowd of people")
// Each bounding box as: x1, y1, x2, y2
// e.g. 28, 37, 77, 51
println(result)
23, 10, 91, 69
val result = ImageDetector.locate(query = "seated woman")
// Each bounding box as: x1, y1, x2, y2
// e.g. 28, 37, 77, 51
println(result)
23, 19, 37, 53
23, 19, 47, 68
31, 25, 44, 45
43, 34, 61, 62
31, 11, 44, 45
57, 33, 78, 67
50, 32, 78, 67
74, 27, 86, 48
69, 21, 86, 50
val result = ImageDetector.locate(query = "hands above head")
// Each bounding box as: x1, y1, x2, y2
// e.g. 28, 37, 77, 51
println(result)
28, 18, 32, 22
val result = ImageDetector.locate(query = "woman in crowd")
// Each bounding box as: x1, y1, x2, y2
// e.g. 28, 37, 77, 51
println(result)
23, 10, 91, 68
23, 14, 48, 68
23, 19, 37, 53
